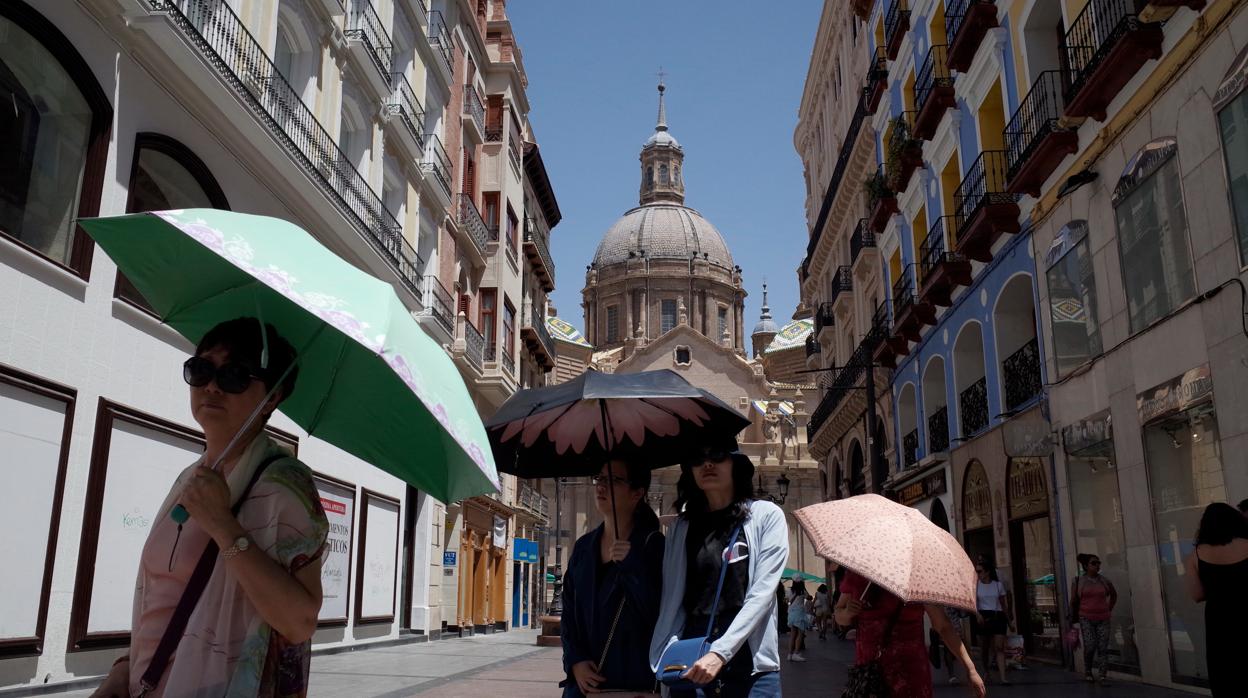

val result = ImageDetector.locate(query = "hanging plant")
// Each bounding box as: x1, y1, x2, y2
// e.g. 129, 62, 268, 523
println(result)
864, 169, 892, 211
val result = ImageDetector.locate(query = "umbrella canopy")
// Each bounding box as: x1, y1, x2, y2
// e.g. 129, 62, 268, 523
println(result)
794, 494, 976, 611
782, 568, 826, 584
79, 209, 497, 503
485, 369, 750, 478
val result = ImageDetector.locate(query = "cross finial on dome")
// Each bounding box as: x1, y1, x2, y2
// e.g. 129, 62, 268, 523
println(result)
655, 67, 668, 132
760, 280, 772, 320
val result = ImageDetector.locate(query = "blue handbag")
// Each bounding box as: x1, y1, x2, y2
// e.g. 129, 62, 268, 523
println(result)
656, 524, 743, 690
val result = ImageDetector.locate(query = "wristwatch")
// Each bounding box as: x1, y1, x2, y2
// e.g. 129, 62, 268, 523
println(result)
223, 534, 251, 559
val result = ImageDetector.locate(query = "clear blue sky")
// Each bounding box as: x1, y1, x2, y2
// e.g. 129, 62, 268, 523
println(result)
509, 1, 823, 338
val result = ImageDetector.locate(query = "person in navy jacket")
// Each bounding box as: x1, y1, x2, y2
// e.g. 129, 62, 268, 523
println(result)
561, 459, 664, 696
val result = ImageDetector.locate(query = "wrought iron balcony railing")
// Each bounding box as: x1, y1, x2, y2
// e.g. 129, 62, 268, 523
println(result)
952, 149, 1016, 248
918, 218, 956, 288
805, 334, 821, 358
960, 376, 989, 437
422, 275, 453, 335
872, 300, 892, 339
815, 302, 836, 335
388, 73, 425, 150
462, 317, 485, 371
501, 348, 516, 378
484, 340, 497, 363
1003, 337, 1042, 411
346, 1, 392, 85
928, 405, 950, 453
831, 266, 854, 307
903, 428, 919, 467
523, 217, 556, 284
150, 0, 424, 300
463, 84, 485, 136
423, 134, 452, 199
885, 0, 912, 60
802, 96, 870, 280
526, 305, 557, 363
456, 193, 490, 257
864, 46, 890, 113
508, 121, 524, 174
1005, 70, 1075, 190
916, 44, 954, 116
1063, 0, 1156, 113
892, 264, 916, 324
485, 123, 503, 142
850, 219, 876, 266
428, 10, 454, 78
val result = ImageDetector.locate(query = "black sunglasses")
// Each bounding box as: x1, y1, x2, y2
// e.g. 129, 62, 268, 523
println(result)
183, 356, 264, 394
683, 448, 732, 468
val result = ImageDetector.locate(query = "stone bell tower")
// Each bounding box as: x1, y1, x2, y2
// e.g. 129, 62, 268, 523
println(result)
638, 78, 685, 206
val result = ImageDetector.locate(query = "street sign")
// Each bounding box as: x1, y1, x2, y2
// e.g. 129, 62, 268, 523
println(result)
443, 551, 457, 566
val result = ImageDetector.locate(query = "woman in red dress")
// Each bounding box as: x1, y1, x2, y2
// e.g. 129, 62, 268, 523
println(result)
835, 569, 984, 698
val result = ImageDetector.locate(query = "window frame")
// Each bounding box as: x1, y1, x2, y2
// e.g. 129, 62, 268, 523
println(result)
1216, 91, 1248, 268
503, 297, 516, 361
1044, 222, 1102, 379
661, 298, 677, 334
0, 0, 113, 279
606, 304, 620, 344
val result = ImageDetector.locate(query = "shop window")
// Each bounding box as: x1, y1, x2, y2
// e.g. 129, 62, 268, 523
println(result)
0, 2, 111, 277
606, 305, 620, 344
1062, 414, 1140, 673
119, 134, 230, 311
355, 490, 400, 624
1143, 397, 1223, 685
313, 473, 356, 627
1112, 138, 1195, 333
1045, 221, 1102, 378
661, 299, 677, 334
1216, 76, 1248, 264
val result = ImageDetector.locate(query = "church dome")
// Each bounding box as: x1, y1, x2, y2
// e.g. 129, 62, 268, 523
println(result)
645, 129, 681, 149
592, 203, 734, 269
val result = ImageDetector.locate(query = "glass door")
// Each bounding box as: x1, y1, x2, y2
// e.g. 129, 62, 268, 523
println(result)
1010, 516, 1061, 662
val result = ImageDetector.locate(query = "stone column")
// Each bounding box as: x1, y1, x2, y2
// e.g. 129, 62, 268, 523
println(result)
705, 293, 716, 340
625, 290, 634, 342
639, 288, 648, 339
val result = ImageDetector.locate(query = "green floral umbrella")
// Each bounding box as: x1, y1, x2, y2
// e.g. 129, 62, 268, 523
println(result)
79, 208, 497, 503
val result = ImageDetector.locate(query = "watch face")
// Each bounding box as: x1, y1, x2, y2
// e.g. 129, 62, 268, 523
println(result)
235, 535, 250, 551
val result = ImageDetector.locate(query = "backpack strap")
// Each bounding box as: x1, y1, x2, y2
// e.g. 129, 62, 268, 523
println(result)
139, 454, 286, 694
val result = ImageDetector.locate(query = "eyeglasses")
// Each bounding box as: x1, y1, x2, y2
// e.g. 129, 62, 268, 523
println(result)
183, 356, 263, 394
684, 448, 731, 468
590, 475, 630, 488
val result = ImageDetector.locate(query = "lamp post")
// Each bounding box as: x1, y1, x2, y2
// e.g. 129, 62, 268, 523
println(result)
756, 472, 791, 505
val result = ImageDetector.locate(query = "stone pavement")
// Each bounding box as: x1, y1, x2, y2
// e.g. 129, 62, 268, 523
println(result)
45, 628, 1204, 697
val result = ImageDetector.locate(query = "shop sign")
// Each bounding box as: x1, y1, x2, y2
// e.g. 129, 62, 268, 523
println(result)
443, 551, 457, 567
1008, 458, 1049, 519
492, 515, 507, 548
1137, 365, 1213, 424
962, 460, 993, 531
897, 470, 948, 507
513, 538, 539, 563
1062, 411, 1112, 454
314, 477, 355, 623
1003, 418, 1055, 458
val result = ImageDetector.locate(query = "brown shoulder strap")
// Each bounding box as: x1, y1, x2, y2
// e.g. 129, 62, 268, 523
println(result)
139, 454, 285, 694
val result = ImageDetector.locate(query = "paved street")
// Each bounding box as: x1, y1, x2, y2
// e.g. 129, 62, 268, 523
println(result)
49, 628, 1204, 697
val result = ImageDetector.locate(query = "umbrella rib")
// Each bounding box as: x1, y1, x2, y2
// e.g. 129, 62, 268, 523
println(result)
306, 332, 351, 435
162, 277, 263, 326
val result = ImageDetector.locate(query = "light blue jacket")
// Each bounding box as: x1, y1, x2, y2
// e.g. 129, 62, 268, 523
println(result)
649, 499, 789, 676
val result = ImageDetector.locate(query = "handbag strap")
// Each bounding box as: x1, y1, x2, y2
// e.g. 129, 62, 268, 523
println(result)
597, 529, 660, 670
702, 523, 743, 638
140, 453, 285, 693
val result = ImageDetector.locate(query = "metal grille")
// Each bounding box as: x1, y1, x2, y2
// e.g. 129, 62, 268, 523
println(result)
1003, 337, 1042, 410
815, 302, 836, 334
346, 1, 392, 84
423, 275, 454, 335
946, 0, 993, 47
885, 1, 911, 52
463, 318, 485, 371
428, 10, 454, 77
831, 266, 854, 306
1064, 0, 1145, 105
462, 84, 485, 135
903, 429, 919, 466
959, 376, 989, 437
892, 264, 916, 322
1005, 70, 1068, 181
388, 73, 426, 150
456, 193, 490, 255
919, 216, 962, 288
423, 134, 451, 198
928, 405, 950, 453
523, 217, 555, 281
850, 218, 875, 265
952, 150, 1017, 249
916, 44, 954, 117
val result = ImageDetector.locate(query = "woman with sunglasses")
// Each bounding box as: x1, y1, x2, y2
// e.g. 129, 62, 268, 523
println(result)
92, 318, 327, 698
1070, 553, 1118, 683
650, 444, 788, 697
561, 459, 664, 696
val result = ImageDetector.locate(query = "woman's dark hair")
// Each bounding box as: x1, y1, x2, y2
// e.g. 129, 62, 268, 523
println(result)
1076, 553, 1092, 571
1238, 498, 1248, 514
611, 459, 660, 531
673, 449, 755, 523
196, 317, 298, 402
817, 583, 828, 594
975, 556, 999, 582
1195, 502, 1248, 546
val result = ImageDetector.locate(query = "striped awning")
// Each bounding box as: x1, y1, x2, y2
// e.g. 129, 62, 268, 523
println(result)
752, 400, 794, 416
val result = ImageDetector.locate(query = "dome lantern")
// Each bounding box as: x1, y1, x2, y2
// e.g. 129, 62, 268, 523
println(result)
640, 78, 685, 206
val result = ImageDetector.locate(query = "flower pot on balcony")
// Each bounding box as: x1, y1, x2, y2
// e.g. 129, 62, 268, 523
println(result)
888, 145, 924, 192
868, 196, 899, 233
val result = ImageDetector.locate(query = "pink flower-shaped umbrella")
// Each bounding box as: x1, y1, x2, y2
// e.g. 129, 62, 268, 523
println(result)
794, 494, 977, 611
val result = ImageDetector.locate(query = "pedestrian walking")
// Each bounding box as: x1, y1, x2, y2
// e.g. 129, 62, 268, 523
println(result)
1070, 553, 1118, 683
814, 583, 831, 640
939, 606, 969, 685
91, 319, 328, 698
1184, 502, 1248, 697
972, 558, 1014, 686
775, 582, 790, 636
786, 590, 812, 662
835, 569, 984, 698
650, 444, 788, 697
561, 459, 665, 697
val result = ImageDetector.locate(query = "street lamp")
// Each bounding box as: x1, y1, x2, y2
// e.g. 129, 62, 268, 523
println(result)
757, 472, 791, 505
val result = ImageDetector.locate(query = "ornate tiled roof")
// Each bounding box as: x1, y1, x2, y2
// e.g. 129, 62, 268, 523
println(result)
591, 204, 733, 268
764, 318, 813, 354
546, 316, 591, 347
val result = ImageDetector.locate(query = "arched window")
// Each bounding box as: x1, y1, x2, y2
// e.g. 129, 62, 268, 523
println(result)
1, 0, 112, 276
274, 28, 296, 84
659, 163, 670, 185
646, 166, 654, 190
119, 133, 229, 308
673, 165, 680, 185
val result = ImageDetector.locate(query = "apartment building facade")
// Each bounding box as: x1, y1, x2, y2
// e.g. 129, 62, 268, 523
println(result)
0, 0, 555, 691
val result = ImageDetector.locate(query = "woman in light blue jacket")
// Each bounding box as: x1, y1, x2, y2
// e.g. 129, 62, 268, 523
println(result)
650, 444, 788, 697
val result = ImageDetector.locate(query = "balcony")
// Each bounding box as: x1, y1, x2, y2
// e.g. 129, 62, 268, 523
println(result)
420, 275, 454, 337
455, 315, 485, 373
455, 195, 492, 263
915, 45, 956, 140
807, 339, 874, 442
849, 218, 877, 272
959, 376, 989, 437
1005, 70, 1080, 197
523, 217, 556, 292
885, 0, 911, 61
1003, 337, 1042, 411
385, 73, 426, 158
864, 46, 890, 114
801, 96, 870, 280
815, 302, 837, 342
918, 216, 972, 307
952, 150, 1020, 263
870, 301, 899, 368
866, 169, 899, 233
507, 121, 524, 178
149, 0, 425, 302
427, 10, 454, 83
522, 306, 557, 369
831, 266, 854, 314
805, 334, 822, 358
891, 263, 933, 343
345, 1, 393, 99
928, 405, 950, 453
903, 429, 919, 467
516, 483, 550, 523
422, 134, 452, 203
946, 0, 998, 72
885, 112, 923, 193
1063, 0, 1164, 122
462, 84, 486, 142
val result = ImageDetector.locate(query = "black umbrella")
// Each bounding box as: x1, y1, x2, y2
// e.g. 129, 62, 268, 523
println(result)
486, 368, 749, 480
